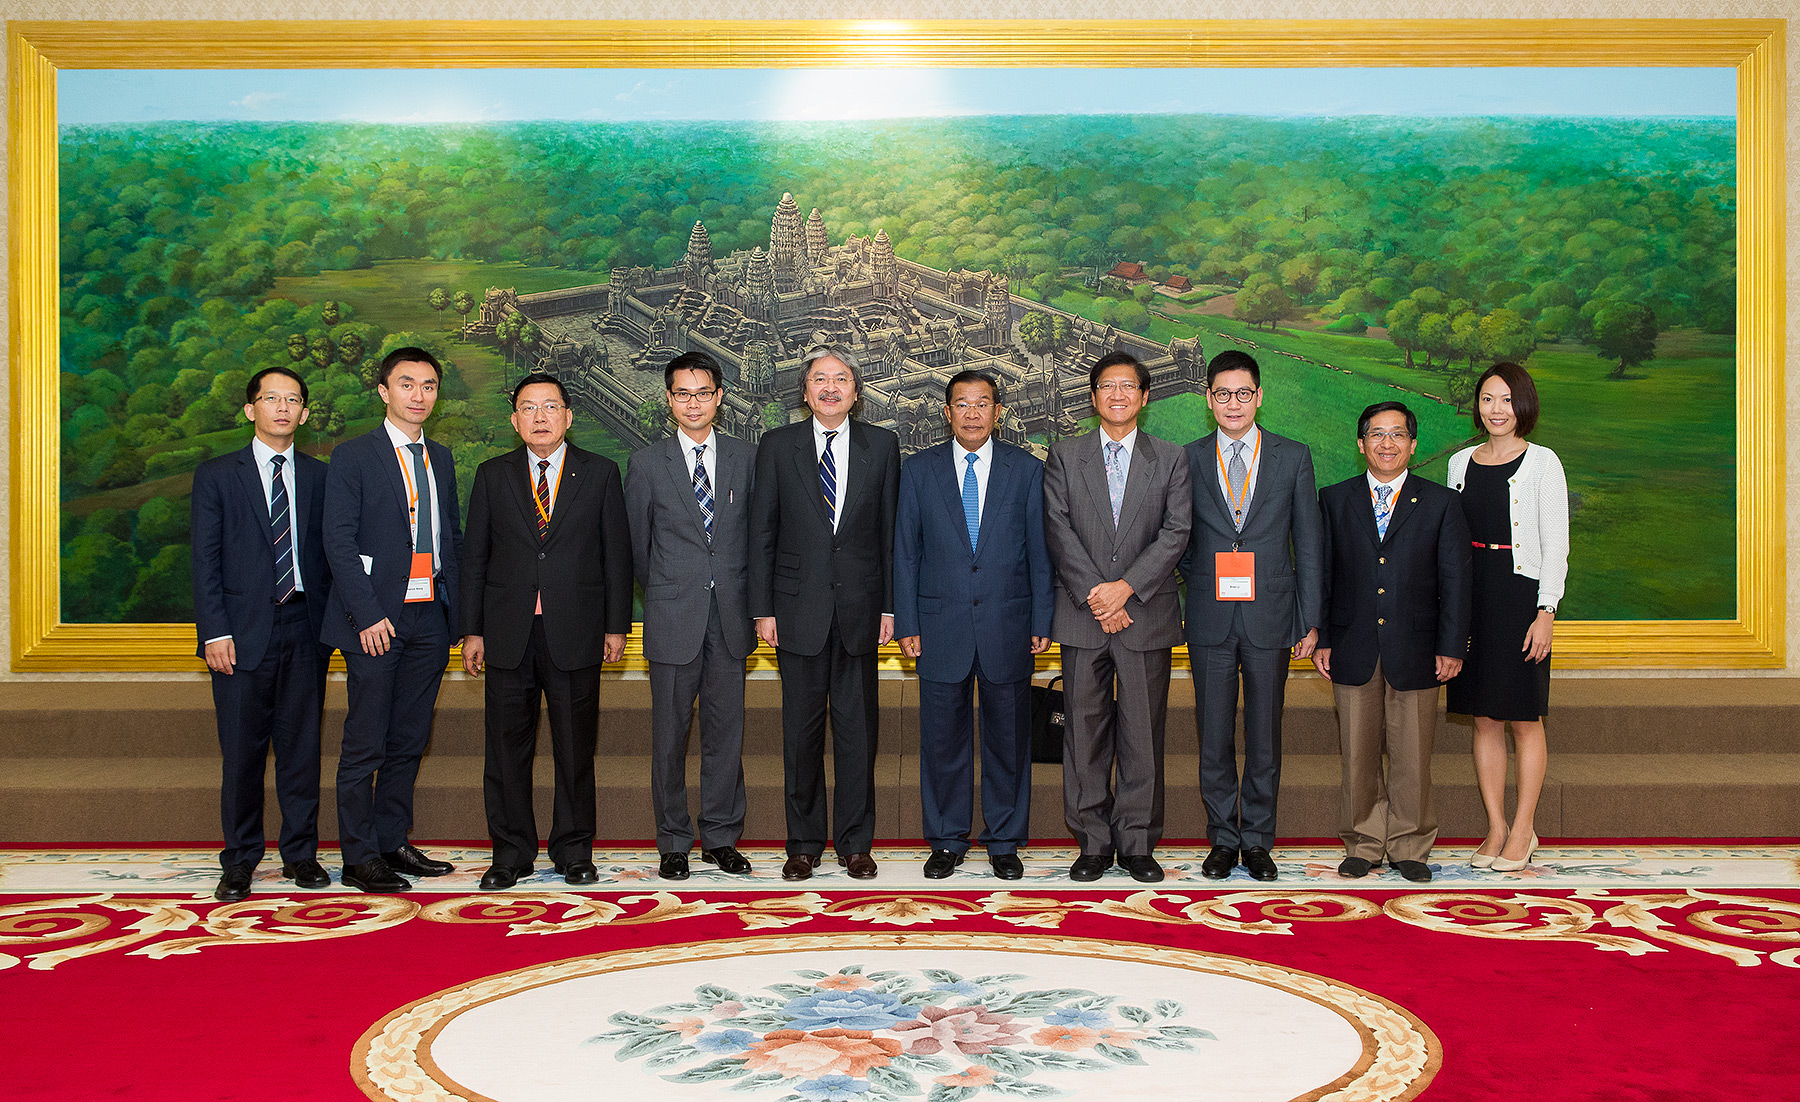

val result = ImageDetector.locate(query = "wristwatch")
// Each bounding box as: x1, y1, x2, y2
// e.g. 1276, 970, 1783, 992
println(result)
1537, 605, 1557, 617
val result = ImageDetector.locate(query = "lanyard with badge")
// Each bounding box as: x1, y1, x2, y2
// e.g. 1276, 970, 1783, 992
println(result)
1214, 434, 1261, 601
397, 445, 435, 602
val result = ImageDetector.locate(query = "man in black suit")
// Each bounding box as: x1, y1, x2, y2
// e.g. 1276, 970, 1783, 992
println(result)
894, 371, 1054, 881
191, 366, 335, 902
461, 372, 632, 889
1313, 401, 1472, 884
626, 352, 756, 881
321, 347, 463, 894
1180, 350, 1323, 883
749, 344, 901, 883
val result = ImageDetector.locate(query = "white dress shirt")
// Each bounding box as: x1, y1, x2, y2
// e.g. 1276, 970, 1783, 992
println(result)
1213, 424, 1262, 529
954, 435, 995, 519
679, 429, 717, 490
251, 436, 305, 594
524, 441, 569, 514
813, 418, 852, 532
384, 418, 442, 569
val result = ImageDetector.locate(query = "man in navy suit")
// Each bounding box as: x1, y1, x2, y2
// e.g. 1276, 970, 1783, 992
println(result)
191, 366, 334, 902
322, 347, 463, 894
895, 370, 1053, 880
1314, 401, 1472, 883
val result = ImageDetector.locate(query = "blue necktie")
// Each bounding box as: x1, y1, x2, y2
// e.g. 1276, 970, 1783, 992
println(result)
962, 451, 980, 553
269, 454, 295, 603
693, 445, 713, 542
820, 430, 838, 526
1375, 483, 1394, 541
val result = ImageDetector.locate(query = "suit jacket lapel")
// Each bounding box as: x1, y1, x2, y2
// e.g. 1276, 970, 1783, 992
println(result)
1196, 431, 1234, 528
1237, 433, 1276, 533
974, 446, 1012, 556
1078, 432, 1117, 538
234, 447, 275, 545
379, 431, 416, 533
666, 437, 710, 537
1114, 434, 1154, 541
938, 445, 976, 557
548, 447, 587, 540
1381, 476, 1419, 543
794, 425, 834, 528
840, 422, 869, 521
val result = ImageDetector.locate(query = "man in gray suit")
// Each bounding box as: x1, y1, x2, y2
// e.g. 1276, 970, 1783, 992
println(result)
1044, 351, 1193, 883
626, 351, 757, 881
1180, 350, 1323, 883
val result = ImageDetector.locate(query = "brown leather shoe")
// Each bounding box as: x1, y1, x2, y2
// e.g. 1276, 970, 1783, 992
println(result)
838, 852, 878, 880
781, 853, 820, 881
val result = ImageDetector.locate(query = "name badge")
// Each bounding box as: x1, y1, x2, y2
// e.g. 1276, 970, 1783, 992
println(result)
1215, 550, 1255, 601
405, 551, 435, 603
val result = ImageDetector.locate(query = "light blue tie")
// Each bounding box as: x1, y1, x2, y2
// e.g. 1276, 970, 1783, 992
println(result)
1375, 483, 1394, 541
962, 452, 980, 553
1105, 440, 1125, 525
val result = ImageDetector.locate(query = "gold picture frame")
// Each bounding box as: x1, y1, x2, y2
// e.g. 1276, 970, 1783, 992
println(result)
8, 19, 1786, 672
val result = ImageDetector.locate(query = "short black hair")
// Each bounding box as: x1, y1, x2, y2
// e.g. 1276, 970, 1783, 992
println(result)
512, 372, 569, 408
665, 350, 723, 391
944, 370, 1000, 405
1472, 362, 1540, 438
1090, 350, 1151, 393
1205, 349, 1261, 389
1357, 400, 1418, 440
246, 366, 308, 406
379, 346, 442, 387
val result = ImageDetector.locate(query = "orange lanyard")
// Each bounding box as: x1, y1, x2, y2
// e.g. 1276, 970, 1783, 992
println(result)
1216, 432, 1261, 519
531, 459, 564, 527
396, 444, 431, 530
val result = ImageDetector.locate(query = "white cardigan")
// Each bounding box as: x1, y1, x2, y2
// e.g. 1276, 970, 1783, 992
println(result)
1446, 442, 1570, 611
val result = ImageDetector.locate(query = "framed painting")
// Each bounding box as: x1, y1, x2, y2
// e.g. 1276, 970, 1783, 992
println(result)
7, 19, 1785, 671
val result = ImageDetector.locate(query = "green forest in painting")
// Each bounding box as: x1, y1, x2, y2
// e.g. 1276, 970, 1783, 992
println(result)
58, 113, 1736, 623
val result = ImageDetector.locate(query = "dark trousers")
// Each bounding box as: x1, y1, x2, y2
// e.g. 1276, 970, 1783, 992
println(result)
211, 599, 329, 869
1193, 619, 1292, 852
648, 594, 747, 853
1060, 638, 1171, 858
481, 615, 601, 869
336, 598, 449, 865
918, 656, 1032, 855
777, 620, 878, 857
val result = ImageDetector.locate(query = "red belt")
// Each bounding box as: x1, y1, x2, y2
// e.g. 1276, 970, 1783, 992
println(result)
1471, 541, 1514, 550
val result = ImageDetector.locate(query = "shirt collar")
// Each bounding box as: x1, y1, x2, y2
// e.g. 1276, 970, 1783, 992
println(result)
251, 436, 295, 468
1218, 424, 1260, 456
956, 436, 995, 466
813, 416, 852, 439
526, 442, 568, 471
679, 429, 718, 454
1101, 427, 1138, 454
383, 418, 425, 448
1366, 468, 1408, 495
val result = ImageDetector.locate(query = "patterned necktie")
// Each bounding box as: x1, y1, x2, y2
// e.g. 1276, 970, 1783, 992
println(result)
962, 451, 980, 553
1104, 440, 1125, 525
269, 454, 295, 604
820, 430, 839, 526
693, 445, 713, 542
1227, 439, 1248, 531
1375, 482, 1394, 541
407, 442, 433, 561
534, 459, 552, 540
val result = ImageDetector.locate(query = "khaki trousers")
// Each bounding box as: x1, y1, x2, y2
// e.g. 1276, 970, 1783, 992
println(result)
1331, 658, 1440, 863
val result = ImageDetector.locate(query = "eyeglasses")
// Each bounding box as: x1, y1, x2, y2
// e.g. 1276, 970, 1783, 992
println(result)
516, 402, 566, 418
670, 388, 719, 404
255, 395, 306, 409
808, 373, 853, 387
1208, 387, 1258, 405
1363, 429, 1413, 443
1095, 381, 1141, 394
951, 400, 995, 413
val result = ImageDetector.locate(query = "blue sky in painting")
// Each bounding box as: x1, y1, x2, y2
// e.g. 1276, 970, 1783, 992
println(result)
59, 66, 1733, 124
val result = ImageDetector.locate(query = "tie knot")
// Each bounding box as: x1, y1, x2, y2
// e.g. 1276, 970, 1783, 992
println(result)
1106, 441, 1122, 459
965, 452, 978, 468
694, 445, 706, 458
1376, 484, 1393, 506
1231, 440, 1245, 458
538, 459, 549, 473
270, 454, 285, 472
824, 430, 838, 444
407, 442, 423, 458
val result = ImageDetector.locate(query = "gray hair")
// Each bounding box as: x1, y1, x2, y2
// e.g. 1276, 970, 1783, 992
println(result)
797, 343, 864, 415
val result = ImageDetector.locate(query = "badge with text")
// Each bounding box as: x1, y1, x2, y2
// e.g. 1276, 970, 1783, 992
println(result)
1215, 551, 1255, 601
405, 551, 435, 602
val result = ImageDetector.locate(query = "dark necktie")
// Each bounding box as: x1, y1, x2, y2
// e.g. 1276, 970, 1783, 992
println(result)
820, 430, 839, 526
408, 442, 433, 561
534, 459, 552, 541
693, 445, 713, 542
269, 454, 295, 604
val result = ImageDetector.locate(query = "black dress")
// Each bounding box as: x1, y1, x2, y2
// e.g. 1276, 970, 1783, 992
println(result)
1446, 452, 1551, 721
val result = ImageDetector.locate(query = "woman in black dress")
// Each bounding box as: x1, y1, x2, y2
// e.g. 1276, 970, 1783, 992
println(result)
1446, 363, 1569, 873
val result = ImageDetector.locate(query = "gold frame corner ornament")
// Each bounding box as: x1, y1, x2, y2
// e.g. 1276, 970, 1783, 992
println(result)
7, 19, 1785, 672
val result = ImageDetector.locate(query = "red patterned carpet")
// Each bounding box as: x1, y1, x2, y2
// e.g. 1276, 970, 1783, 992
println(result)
4, 847, 1798, 1101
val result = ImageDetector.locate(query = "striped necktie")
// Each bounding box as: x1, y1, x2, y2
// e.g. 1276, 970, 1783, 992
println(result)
820, 430, 839, 526
269, 454, 295, 604
534, 459, 552, 540
693, 445, 713, 542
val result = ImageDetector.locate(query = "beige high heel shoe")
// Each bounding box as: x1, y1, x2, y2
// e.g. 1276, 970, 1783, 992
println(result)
1491, 832, 1539, 872
1469, 848, 1498, 870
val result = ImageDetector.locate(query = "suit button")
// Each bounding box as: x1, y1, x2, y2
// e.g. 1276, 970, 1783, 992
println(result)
1377, 587, 1386, 594
973, 599, 981, 607
1111, 555, 1118, 562
1378, 617, 1386, 625
1378, 557, 1386, 564
538, 552, 546, 560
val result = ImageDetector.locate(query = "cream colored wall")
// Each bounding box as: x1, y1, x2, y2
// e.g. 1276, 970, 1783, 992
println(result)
1, 0, 1794, 680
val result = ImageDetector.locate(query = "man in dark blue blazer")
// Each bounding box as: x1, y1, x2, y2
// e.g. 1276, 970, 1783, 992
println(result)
321, 347, 463, 894
191, 366, 334, 902
895, 370, 1053, 880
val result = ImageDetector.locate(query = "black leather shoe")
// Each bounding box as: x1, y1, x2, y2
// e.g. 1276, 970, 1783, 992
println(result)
1242, 847, 1280, 882
281, 859, 330, 889
479, 864, 531, 890
839, 852, 878, 880
659, 853, 690, 881
990, 853, 1024, 880
1201, 846, 1239, 880
1337, 856, 1374, 879
1393, 859, 1433, 883
1070, 854, 1111, 882
342, 858, 411, 894
382, 845, 453, 877
214, 863, 253, 902
1122, 854, 1164, 883
702, 846, 752, 875
923, 849, 964, 879
557, 860, 599, 885
782, 853, 821, 881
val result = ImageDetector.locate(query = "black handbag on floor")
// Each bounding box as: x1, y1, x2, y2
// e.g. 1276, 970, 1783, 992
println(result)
1030, 675, 1066, 764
